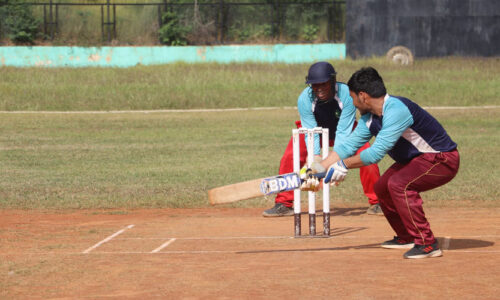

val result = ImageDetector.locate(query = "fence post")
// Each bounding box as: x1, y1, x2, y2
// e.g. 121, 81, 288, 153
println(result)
271, 0, 283, 41
107, 0, 111, 42
43, 4, 47, 37
49, 0, 53, 39
218, 0, 225, 44
101, 4, 104, 42
113, 4, 116, 40
158, 0, 168, 29
157, 5, 162, 28
55, 3, 59, 36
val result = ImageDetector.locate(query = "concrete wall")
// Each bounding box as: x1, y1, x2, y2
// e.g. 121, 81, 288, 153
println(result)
0, 44, 345, 67
346, 0, 500, 58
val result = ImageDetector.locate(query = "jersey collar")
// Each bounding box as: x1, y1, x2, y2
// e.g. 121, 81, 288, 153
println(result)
381, 94, 390, 116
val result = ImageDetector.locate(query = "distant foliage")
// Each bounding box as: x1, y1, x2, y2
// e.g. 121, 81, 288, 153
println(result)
159, 11, 190, 46
302, 24, 319, 41
0, 0, 40, 44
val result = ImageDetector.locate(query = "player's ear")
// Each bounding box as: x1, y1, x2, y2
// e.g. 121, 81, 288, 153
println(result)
358, 91, 368, 103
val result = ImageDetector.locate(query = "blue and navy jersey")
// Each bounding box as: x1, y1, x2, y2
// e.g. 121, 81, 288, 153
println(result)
334, 95, 457, 164
297, 82, 356, 155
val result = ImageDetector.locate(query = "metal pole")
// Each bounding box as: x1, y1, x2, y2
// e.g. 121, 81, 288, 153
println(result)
43, 4, 47, 37
107, 0, 111, 43
307, 129, 316, 236
49, 0, 53, 40
55, 4, 59, 36
327, 1, 332, 41
158, 5, 162, 28
101, 5, 104, 42
322, 128, 330, 236
113, 4, 116, 40
293, 129, 301, 237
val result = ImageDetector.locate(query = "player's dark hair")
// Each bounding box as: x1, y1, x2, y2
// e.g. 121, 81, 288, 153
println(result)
347, 67, 387, 98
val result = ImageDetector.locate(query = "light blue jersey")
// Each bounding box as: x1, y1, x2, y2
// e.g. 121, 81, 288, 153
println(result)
297, 82, 357, 155
335, 95, 458, 165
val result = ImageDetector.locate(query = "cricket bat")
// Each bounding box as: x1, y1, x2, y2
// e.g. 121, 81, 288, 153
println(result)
208, 172, 326, 205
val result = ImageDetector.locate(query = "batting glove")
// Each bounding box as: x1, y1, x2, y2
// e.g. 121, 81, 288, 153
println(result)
299, 161, 326, 179
324, 160, 348, 184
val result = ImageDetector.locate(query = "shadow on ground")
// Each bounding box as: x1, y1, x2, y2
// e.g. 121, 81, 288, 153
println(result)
331, 226, 367, 236
301, 207, 368, 216
437, 237, 495, 250
236, 242, 381, 254
332, 207, 368, 216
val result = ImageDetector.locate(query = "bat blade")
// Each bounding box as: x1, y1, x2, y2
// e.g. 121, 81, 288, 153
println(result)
208, 172, 327, 205
208, 178, 264, 205
260, 172, 326, 195
260, 172, 301, 195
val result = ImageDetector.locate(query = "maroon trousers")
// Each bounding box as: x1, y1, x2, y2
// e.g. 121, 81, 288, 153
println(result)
374, 150, 460, 245
275, 121, 380, 207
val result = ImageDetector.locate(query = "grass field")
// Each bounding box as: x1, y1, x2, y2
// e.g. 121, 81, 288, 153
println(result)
0, 58, 499, 209
1, 57, 499, 111
1, 58, 499, 299
1, 108, 498, 209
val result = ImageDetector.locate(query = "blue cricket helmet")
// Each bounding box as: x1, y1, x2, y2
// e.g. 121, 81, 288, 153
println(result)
305, 62, 337, 84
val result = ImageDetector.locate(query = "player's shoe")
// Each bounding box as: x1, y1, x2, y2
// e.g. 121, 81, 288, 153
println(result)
381, 236, 415, 249
366, 203, 383, 215
262, 203, 294, 217
403, 241, 443, 259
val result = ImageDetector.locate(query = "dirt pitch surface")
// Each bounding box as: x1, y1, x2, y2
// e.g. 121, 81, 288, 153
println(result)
1, 206, 499, 299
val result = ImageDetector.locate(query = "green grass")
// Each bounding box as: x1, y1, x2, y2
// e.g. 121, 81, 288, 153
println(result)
0, 58, 499, 209
0, 108, 498, 209
1, 57, 499, 111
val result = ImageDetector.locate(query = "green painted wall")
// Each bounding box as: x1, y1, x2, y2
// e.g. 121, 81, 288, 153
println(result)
0, 44, 345, 67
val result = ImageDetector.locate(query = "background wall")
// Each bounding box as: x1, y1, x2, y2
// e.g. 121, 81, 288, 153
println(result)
346, 0, 500, 58
0, 43, 345, 67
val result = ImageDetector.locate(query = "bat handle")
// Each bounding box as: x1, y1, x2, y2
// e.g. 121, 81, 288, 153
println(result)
311, 172, 326, 179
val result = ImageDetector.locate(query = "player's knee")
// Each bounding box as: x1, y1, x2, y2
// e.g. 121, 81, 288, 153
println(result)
387, 178, 405, 194
373, 179, 389, 201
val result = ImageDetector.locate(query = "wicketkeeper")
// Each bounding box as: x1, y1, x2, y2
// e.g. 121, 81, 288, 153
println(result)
315, 67, 460, 259
263, 62, 381, 217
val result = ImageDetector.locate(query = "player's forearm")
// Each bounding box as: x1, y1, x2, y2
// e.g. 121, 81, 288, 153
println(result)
320, 151, 341, 170
320, 151, 365, 171
342, 155, 365, 169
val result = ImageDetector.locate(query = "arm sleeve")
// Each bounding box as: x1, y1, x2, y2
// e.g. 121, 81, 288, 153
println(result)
334, 83, 356, 146
359, 100, 414, 165
297, 88, 321, 155
334, 114, 372, 159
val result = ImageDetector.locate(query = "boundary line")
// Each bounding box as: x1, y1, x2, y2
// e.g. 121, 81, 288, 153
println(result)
0, 105, 498, 114
82, 224, 134, 254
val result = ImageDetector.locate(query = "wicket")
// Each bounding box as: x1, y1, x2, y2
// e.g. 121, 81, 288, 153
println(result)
292, 127, 330, 237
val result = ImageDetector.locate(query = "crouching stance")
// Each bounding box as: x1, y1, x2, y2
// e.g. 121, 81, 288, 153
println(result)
315, 67, 460, 259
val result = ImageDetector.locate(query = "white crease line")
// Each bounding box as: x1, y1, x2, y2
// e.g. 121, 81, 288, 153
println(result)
151, 238, 177, 253
0, 105, 498, 114
82, 224, 135, 254
117, 236, 295, 240
0, 107, 297, 114
2, 249, 500, 255
114, 235, 500, 241
423, 105, 500, 110
82, 249, 500, 254
443, 236, 451, 250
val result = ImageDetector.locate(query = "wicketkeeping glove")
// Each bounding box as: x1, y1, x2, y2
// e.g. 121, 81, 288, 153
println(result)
324, 160, 348, 184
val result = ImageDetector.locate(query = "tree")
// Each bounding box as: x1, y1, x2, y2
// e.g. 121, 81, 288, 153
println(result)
0, 0, 40, 44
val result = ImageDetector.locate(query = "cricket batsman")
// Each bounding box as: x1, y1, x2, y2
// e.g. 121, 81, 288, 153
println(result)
263, 62, 381, 217
314, 67, 460, 259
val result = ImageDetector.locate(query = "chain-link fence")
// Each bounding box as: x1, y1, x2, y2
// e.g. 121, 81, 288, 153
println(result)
0, 0, 345, 45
